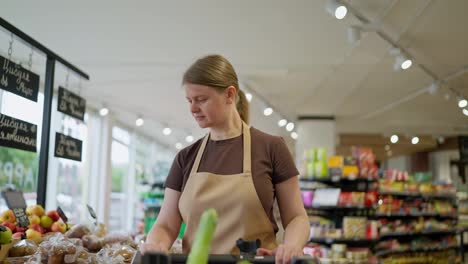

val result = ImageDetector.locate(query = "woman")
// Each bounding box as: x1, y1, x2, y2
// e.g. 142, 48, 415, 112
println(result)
142, 55, 309, 264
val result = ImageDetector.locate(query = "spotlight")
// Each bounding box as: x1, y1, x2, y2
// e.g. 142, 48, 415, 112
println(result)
175, 142, 183, 150
291, 132, 298, 140
463, 108, 468, 116
135, 117, 144, 127
278, 119, 287, 127
99, 107, 109, 116
163, 127, 172, 135
458, 99, 467, 108
246, 93, 253, 102
286, 122, 295, 132
185, 135, 194, 143
394, 55, 412, 71
263, 107, 273, 116
411, 136, 419, 145
326, 0, 347, 20
390, 135, 399, 144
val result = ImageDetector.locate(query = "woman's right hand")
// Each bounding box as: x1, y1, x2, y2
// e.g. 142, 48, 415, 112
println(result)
140, 242, 169, 255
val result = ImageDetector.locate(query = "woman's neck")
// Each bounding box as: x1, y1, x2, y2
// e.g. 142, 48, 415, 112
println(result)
210, 113, 243, 141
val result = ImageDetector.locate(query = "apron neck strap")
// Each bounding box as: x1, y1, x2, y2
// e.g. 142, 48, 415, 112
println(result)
190, 121, 252, 175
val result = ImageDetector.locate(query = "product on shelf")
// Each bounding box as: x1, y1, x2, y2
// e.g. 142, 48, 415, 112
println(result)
352, 147, 379, 180
343, 217, 367, 239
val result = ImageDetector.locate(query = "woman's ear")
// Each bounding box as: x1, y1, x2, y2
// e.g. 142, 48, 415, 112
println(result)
225, 86, 237, 104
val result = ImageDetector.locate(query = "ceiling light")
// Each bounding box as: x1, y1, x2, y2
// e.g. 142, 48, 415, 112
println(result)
411, 136, 419, 145
263, 107, 273, 116
278, 119, 287, 127
458, 99, 468, 108
99, 107, 109, 116
291, 132, 298, 140
437, 136, 445, 144
393, 54, 412, 71
326, 0, 347, 20
387, 150, 393, 157
384, 145, 390, 151
135, 117, 144, 127
463, 108, 468, 116
162, 127, 172, 135
185, 135, 194, 143
175, 142, 183, 150
347, 26, 361, 44
401, 59, 412, 70
390, 135, 399, 144
286, 122, 295, 132
246, 93, 252, 102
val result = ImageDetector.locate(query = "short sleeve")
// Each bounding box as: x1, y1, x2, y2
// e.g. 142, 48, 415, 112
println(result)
164, 151, 184, 191
271, 137, 300, 184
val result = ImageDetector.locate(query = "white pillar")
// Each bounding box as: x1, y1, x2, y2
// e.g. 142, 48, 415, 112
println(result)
296, 117, 336, 175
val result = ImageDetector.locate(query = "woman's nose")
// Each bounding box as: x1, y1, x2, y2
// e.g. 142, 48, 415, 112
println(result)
190, 103, 199, 113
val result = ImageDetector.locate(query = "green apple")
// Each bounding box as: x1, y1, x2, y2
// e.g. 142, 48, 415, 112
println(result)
0, 225, 12, 244
40, 215, 53, 229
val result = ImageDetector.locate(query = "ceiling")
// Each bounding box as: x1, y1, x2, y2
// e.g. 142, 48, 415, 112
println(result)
1, 0, 467, 157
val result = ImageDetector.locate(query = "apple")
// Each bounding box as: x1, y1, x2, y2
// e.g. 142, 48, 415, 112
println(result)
29, 224, 45, 234
47, 210, 60, 222
26, 205, 45, 217
25, 229, 41, 239
28, 215, 41, 226
1, 221, 16, 233
12, 232, 24, 239
0, 226, 12, 244
50, 222, 66, 233
16, 227, 26, 233
40, 215, 53, 229
0, 210, 16, 223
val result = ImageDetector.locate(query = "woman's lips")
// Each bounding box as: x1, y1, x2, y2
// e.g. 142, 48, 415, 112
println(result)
195, 116, 205, 121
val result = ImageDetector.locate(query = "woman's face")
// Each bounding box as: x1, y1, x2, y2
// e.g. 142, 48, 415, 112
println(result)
184, 83, 229, 128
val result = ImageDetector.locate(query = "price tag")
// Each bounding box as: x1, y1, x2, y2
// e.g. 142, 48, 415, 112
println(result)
57, 206, 68, 224
1, 190, 30, 227
87, 204, 97, 225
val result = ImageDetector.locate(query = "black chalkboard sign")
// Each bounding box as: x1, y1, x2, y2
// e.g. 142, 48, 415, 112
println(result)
87, 204, 97, 219
1, 190, 30, 228
54, 132, 82, 161
0, 113, 37, 152
57, 86, 86, 121
0, 55, 39, 102
57, 206, 68, 223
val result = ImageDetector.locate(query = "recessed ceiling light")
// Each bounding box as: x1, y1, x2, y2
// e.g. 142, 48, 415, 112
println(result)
390, 135, 399, 144
263, 107, 273, 116
135, 118, 144, 127
286, 122, 295, 132
163, 127, 172, 135
411, 136, 419, 145
278, 119, 287, 127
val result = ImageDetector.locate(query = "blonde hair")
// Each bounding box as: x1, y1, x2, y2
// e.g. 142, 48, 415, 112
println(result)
183, 54, 249, 124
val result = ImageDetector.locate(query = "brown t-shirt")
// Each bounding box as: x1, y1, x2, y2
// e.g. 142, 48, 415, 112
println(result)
165, 127, 299, 232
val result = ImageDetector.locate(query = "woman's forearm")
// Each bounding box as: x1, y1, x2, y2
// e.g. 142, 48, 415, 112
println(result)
146, 223, 178, 250
282, 214, 310, 249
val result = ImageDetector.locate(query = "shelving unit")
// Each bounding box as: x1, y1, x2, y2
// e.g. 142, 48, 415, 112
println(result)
376, 245, 459, 257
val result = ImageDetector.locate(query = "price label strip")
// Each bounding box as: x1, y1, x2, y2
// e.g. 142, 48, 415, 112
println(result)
57, 206, 69, 231
87, 204, 98, 225
1, 190, 30, 228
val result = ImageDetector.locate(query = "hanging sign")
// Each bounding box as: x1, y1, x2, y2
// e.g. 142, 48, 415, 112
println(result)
54, 132, 82, 161
0, 55, 39, 102
0, 113, 37, 152
57, 86, 86, 121
87, 204, 98, 225
1, 189, 30, 228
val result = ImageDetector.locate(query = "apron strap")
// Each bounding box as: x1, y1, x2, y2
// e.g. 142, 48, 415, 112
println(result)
190, 133, 210, 175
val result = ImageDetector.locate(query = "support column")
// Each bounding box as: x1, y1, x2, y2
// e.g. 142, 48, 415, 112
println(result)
295, 116, 336, 175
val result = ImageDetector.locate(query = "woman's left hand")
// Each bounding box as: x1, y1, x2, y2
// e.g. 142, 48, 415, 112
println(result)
257, 244, 304, 264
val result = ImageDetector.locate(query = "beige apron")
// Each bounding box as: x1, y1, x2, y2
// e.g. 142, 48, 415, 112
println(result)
178, 122, 278, 254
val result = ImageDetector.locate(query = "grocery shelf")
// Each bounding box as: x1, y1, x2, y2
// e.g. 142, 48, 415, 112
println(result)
309, 237, 377, 245
379, 229, 458, 239
379, 191, 456, 199
300, 177, 377, 184
375, 212, 458, 218
305, 205, 376, 210
376, 245, 459, 257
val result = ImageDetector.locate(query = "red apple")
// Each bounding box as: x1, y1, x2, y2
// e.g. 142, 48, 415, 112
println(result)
29, 224, 45, 234
0, 226, 12, 244
25, 229, 41, 239
47, 210, 60, 222
0, 210, 16, 223
50, 222, 66, 233
12, 232, 24, 239
1, 221, 16, 233
16, 227, 26, 233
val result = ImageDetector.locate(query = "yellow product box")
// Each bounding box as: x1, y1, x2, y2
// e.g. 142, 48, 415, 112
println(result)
342, 166, 359, 179
343, 217, 367, 238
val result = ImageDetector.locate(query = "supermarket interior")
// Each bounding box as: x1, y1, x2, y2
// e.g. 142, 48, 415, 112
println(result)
1, 1, 468, 263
